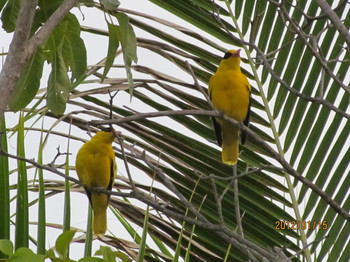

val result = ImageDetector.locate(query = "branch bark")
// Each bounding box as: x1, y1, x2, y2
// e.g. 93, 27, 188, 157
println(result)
315, 0, 350, 48
276, 1, 350, 95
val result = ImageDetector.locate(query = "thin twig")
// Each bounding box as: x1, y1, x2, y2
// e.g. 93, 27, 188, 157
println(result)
185, 61, 214, 109
52, 146, 71, 165
232, 165, 243, 237
197, 165, 285, 181
115, 135, 136, 191
108, 89, 118, 120
210, 176, 224, 224
270, 0, 350, 95
288, 235, 329, 259
315, 0, 350, 48
90, 109, 217, 125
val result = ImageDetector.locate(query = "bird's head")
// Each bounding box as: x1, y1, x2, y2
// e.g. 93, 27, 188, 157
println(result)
95, 127, 120, 143
219, 49, 241, 70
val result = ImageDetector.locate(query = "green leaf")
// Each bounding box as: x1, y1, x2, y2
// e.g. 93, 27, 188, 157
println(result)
43, 13, 87, 80
0, 0, 7, 12
84, 206, 93, 257
116, 12, 137, 95
0, 118, 10, 241
79, 257, 103, 262
99, 0, 120, 10
0, 239, 13, 256
95, 246, 116, 262
15, 114, 28, 250
47, 50, 71, 115
54, 13, 87, 82
149, 0, 236, 44
136, 204, 149, 262
38, 0, 63, 18
234, 0, 243, 18
241, 1, 255, 35
1, 0, 21, 32
102, 22, 120, 81
10, 247, 44, 262
37, 128, 46, 255
55, 230, 76, 258
62, 15, 87, 81
8, 48, 45, 111
249, 1, 266, 45
44, 249, 55, 259
43, 13, 86, 114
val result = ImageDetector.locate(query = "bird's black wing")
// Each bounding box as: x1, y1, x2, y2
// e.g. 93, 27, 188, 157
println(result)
212, 117, 222, 147
241, 86, 251, 145
209, 85, 223, 147
107, 158, 115, 201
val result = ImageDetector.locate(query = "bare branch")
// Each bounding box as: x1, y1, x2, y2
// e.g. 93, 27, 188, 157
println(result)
274, 1, 350, 95
252, 45, 350, 120
186, 61, 214, 109
210, 177, 224, 224
90, 109, 217, 126
232, 165, 243, 237
115, 135, 136, 191
315, 0, 350, 48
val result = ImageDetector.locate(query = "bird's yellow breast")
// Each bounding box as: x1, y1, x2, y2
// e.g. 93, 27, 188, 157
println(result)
76, 141, 115, 189
209, 69, 250, 121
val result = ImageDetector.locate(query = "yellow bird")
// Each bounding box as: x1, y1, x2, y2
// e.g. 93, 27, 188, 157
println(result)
209, 49, 251, 165
75, 128, 117, 235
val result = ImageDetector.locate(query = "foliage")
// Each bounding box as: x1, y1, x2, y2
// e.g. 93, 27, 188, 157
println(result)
0, 0, 350, 261
0, 231, 121, 261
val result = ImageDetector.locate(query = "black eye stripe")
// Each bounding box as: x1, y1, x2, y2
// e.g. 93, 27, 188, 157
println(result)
223, 52, 232, 59
101, 127, 113, 132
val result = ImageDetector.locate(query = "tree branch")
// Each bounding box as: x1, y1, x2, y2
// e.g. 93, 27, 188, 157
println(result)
232, 165, 244, 237
275, 0, 350, 95
315, 0, 350, 48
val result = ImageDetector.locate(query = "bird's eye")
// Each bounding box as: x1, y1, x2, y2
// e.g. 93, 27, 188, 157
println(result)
101, 127, 112, 132
223, 52, 232, 60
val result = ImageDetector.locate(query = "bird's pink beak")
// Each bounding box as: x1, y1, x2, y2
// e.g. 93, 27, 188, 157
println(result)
232, 49, 241, 57
112, 129, 121, 137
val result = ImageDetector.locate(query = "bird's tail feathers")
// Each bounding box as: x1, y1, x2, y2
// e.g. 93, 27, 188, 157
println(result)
221, 126, 239, 165
92, 193, 108, 235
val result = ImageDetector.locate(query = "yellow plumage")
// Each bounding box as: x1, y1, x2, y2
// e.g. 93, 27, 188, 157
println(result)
209, 49, 251, 165
75, 129, 117, 235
